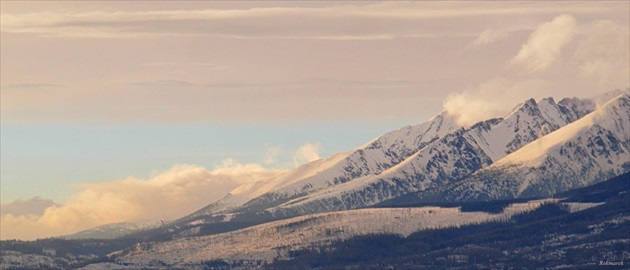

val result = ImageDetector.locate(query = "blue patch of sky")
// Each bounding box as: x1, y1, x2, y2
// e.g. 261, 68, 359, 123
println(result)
1, 120, 410, 203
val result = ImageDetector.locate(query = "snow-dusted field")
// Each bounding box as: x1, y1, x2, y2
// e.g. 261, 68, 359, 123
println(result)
121, 199, 569, 265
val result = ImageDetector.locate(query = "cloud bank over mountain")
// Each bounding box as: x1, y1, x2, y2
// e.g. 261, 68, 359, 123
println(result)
0, 162, 284, 240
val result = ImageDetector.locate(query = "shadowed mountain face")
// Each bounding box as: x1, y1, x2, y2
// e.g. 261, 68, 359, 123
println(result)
162, 92, 627, 238
266, 96, 598, 216
209, 94, 602, 218
182, 110, 462, 220
406, 93, 630, 203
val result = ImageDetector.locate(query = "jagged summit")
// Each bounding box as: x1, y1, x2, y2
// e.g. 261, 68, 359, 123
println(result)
261, 93, 607, 216
395, 91, 629, 203
441, 92, 630, 200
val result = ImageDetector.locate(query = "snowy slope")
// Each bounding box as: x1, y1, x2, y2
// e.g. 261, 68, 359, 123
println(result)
184, 111, 460, 219
436, 92, 630, 201
265, 96, 598, 216
178, 92, 618, 235
64, 220, 164, 240
119, 199, 568, 266
186, 151, 353, 217
240, 112, 461, 209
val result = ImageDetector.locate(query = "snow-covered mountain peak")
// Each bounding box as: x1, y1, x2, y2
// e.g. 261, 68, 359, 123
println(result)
240, 111, 462, 201
503, 98, 536, 120
498, 92, 629, 167
438, 92, 630, 201
185, 151, 354, 217
182, 109, 462, 219
183, 91, 626, 225
263, 94, 607, 216
464, 95, 567, 161
229, 151, 352, 199
539, 97, 556, 105
376, 100, 556, 177
362, 110, 459, 151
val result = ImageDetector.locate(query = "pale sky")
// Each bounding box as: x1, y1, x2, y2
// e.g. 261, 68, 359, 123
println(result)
1, 1, 628, 239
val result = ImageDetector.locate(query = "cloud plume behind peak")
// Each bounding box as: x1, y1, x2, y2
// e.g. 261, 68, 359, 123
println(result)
443, 77, 552, 127
509, 14, 577, 72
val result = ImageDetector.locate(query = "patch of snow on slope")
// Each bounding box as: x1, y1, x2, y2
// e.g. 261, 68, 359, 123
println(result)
64, 220, 164, 240
121, 200, 555, 265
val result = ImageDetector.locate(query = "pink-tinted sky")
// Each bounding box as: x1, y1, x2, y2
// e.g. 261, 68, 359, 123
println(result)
1, 1, 628, 240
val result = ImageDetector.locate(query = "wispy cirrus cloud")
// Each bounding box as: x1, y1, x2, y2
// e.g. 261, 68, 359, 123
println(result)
1, 2, 622, 39
1, 2, 627, 124
141, 62, 229, 70
123, 80, 195, 87
0, 77, 451, 123
1, 83, 62, 90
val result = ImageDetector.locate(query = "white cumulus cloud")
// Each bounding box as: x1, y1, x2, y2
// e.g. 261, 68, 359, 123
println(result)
293, 143, 321, 166
510, 14, 577, 72
0, 162, 284, 240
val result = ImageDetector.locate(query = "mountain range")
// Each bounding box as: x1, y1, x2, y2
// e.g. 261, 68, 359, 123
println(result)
73, 90, 629, 238
169, 90, 626, 226
1, 90, 628, 269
